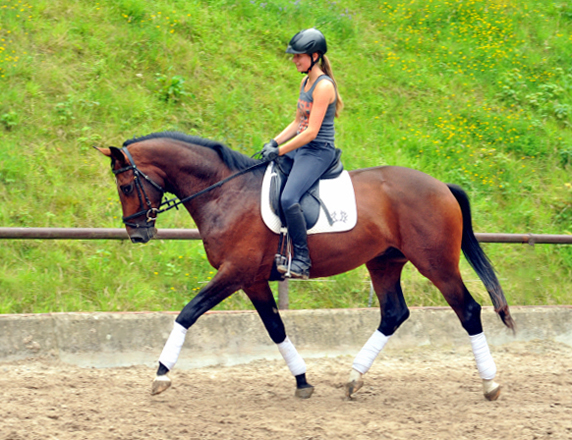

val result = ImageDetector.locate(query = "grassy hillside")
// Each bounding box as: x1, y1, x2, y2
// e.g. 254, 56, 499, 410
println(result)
0, 0, 571, 313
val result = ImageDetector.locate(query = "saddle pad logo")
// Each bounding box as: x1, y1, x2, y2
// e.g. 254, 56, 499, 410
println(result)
260, 163, 358, 235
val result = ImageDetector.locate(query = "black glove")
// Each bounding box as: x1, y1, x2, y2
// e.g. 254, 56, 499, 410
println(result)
261, 139, 279, 161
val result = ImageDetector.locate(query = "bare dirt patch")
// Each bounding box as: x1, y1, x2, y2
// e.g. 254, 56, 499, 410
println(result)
1, 340, 571, 440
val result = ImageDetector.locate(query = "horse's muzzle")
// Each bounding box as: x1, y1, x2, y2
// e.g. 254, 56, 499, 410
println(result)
128, 226, 157, 244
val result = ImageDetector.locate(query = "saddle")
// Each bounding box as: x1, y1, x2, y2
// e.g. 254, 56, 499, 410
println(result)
269, 148, 344, 230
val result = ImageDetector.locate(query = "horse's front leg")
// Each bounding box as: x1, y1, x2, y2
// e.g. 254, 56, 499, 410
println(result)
151, 270, 240, 395
244, 281, 314, 399
346, 257, 410, 399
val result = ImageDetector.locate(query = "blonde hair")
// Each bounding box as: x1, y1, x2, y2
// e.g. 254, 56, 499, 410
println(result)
320, 55, 343, 117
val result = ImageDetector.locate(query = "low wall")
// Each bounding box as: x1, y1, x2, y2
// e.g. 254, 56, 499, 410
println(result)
1, 306, 571, 369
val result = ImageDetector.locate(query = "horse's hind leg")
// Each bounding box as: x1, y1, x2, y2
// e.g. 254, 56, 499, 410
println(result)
346, 254, 410, 398
444, 279, 501, 400
243, 281, 314, 399
418, 264, 501, 401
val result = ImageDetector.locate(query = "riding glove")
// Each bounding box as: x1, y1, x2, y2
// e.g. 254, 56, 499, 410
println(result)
261, 139, 279, 161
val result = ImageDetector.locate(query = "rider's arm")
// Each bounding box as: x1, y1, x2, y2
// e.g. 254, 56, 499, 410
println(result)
273, 119, 299, 146
277, 80, 335, 156
271, 77, 306, 146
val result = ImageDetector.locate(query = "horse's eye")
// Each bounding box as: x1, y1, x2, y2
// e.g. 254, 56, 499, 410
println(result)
121, 184, 133, 195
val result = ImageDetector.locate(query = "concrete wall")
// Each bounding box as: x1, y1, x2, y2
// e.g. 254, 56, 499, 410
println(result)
1, 306, 571, 369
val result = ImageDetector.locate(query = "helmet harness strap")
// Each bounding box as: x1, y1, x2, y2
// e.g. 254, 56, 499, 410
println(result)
303, 53, 322, 74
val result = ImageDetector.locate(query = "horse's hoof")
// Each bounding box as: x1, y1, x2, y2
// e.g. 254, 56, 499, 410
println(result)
345, 369, 364, 399
483, 379, 501, 401
484, 385, 501, 401
295, 385, 314, 399
151, 375, 172, 395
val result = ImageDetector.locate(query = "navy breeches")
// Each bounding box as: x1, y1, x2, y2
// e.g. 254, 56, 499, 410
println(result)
280, 143, 336, 212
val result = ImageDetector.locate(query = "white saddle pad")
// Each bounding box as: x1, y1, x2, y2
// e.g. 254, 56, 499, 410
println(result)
260, 162, 357, 235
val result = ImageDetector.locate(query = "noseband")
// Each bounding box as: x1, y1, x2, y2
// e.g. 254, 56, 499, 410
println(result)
113, 146, 268, 228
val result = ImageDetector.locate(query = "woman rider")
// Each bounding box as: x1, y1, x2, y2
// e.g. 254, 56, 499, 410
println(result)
261, 28, 344, 279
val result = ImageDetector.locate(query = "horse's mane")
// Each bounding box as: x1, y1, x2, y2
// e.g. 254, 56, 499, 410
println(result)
123, 131, 263, 173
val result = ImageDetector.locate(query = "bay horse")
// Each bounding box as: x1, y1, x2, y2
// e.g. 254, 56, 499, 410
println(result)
95, 132, 514, 401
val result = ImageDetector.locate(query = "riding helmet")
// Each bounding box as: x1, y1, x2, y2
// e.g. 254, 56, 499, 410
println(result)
286, 28, 327, 56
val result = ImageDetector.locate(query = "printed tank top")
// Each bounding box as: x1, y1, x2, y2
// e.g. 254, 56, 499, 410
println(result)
297, 75, 336, 144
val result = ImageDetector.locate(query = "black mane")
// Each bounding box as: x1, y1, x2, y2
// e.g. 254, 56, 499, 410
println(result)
123, 131, 263, 172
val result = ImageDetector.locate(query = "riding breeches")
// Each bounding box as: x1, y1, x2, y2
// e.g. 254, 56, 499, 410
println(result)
280, 143, 336, 213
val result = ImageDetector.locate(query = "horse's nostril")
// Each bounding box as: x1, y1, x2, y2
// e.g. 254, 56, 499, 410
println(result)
128, 227, 154, 244
130, 235, 146, 244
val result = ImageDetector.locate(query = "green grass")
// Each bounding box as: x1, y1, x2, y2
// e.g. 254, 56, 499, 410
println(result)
0, 0, 571, 313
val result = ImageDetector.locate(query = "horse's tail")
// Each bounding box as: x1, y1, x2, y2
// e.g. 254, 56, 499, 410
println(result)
447, 184, 515, 332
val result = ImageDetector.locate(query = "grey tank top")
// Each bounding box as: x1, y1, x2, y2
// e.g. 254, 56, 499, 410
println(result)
296, 75, 336, 144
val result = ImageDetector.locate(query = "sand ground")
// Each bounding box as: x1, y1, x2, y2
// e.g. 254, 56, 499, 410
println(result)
1, 339, 571, 440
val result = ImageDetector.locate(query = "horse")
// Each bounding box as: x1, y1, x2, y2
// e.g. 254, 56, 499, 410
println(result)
95, 131, 515, 401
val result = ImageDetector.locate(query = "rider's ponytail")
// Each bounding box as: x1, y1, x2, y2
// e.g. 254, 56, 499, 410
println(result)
321, 55, 343, 117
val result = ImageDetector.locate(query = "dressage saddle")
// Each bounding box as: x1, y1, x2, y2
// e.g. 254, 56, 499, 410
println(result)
269, 148, 344, 230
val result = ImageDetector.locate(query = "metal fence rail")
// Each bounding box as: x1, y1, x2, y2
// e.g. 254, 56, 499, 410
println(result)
2, 227, 571, 310
1, 228, 571, 245
0, 228, 201, 240
475, 233, 572, 245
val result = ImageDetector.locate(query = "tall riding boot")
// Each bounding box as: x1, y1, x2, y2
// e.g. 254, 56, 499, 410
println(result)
278, 203, 311, 279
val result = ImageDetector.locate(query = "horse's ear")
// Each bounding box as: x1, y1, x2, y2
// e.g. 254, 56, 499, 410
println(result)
108, 146, 127, 164
93, 146, 111, 157
94, 146, 127, 165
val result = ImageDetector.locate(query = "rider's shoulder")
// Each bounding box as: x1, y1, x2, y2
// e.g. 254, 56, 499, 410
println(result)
313, 76, 335, 95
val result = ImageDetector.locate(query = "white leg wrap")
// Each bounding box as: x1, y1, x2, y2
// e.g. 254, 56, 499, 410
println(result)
470, 332, 497, 380
352, 330, 390, 374
277, 336, 306, 377
158, 322, 188, 371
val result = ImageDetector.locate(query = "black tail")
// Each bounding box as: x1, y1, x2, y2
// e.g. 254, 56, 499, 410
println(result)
447, 184, 515, 332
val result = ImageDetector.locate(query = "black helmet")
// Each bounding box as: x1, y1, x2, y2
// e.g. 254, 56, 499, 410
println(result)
286, 28, 327, 56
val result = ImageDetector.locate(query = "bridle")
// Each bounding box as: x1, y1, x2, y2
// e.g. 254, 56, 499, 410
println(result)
112, 147, 165, 228
112, 146, 267, 228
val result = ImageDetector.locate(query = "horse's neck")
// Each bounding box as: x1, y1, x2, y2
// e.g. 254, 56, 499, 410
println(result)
160, 145, 226, 197
158, 145, 260, 228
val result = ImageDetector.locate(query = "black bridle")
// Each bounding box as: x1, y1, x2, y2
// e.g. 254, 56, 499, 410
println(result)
112, 147, 165, 228
113, 146, 267, 228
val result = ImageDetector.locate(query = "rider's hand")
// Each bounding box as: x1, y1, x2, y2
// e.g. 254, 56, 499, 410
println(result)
261, 139, 279, 161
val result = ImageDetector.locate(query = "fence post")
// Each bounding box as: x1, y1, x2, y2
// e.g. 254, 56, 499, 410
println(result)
278, 279, 289, 310
368, 282, 374, 307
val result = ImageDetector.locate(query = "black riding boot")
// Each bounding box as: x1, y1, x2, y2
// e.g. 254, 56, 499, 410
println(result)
278, 203, 311, 279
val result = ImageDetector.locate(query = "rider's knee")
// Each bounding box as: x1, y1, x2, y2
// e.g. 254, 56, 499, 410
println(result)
280, 194, 297, 213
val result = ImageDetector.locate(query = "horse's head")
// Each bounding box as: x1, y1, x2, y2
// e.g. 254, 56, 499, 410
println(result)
95, 145, 165, 244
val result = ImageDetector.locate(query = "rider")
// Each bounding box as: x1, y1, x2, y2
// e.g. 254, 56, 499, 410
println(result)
261, 28, 344, 279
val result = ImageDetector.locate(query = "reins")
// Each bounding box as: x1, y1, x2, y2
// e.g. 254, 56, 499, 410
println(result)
159, 160, 267, 213
114, 146, 268, 227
